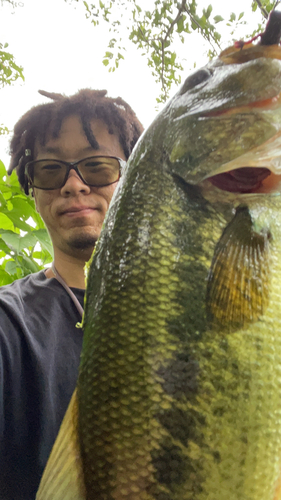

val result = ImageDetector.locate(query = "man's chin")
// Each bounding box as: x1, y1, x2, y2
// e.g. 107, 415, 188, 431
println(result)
67, 234, 98, 251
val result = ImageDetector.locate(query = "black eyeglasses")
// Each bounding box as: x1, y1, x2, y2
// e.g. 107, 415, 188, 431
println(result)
25, 155, 126, 190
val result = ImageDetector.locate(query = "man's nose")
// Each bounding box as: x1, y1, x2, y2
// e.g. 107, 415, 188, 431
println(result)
60, 169, 91, 195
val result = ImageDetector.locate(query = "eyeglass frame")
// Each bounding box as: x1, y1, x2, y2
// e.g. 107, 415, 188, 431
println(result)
24, 155, 126, 191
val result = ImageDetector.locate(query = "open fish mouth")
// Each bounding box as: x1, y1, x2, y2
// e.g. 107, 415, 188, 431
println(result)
208, 167, 271, 193
202, 130, 281, 194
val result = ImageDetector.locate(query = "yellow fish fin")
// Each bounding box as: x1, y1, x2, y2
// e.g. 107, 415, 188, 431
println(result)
206, 206, 270, 331
36, 389, 86, 500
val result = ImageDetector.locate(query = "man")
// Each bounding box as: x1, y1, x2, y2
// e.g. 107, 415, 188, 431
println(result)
0, 89, 144, 500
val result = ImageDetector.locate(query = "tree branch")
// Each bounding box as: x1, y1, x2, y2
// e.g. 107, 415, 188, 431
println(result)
160, 0, 187, 95
253, 0, 270, 19
163, 0, 187, 43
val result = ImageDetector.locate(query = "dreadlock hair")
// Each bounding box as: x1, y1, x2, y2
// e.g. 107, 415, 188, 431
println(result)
8, 89, 144, 194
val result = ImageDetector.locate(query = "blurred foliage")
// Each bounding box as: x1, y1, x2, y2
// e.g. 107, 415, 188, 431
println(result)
0, 160, 53, 286
0, 0, 51, 287
67, 0, 278, 102
0, 1, 24, 133
0, 0, 24, 5
0, 0, 24, 10
0, 42, 24, 88
0, 124, 10, 136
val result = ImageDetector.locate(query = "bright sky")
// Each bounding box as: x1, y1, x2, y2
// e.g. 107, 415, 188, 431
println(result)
0, 0, 263, 168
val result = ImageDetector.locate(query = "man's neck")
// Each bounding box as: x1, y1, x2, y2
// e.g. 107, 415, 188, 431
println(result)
45, 251, 90, 289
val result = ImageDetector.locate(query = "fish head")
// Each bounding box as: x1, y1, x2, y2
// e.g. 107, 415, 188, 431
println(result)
155, 43, 281, 197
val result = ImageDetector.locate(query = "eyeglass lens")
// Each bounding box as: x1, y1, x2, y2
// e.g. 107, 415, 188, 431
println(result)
26, 156, 121, 189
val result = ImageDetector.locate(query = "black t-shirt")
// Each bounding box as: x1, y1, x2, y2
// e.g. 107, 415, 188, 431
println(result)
0, 270, 84, 500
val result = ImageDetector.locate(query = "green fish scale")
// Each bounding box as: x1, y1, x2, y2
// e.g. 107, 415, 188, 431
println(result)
79, 148, 281, 500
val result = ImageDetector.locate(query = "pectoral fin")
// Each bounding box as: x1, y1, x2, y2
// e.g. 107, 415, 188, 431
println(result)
206, 206, 270, 331
36, 389, 86, 500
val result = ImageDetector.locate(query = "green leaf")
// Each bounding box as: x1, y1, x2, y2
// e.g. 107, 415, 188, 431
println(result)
0, 269, 14, 286
0, 231, 22, 253
19, 233, 38, 251
0, 125, 10, 136
8, 196, 37, 219
5, 260, 18, 275
32, 250, 53, 265
205, 4, 213, 19
0, 160, 7, 178
213, 15, 224, 23
33, 229, 53, 256
6, 170, 21, 188
0, 212, 15, 230
200, 15, 206, 29
265, 3, 271, 13
2, 210, 32, 231
0, 238, 12, 255
0, 45, 24, 87
20, 255, 41, 273
177, 13, 186, 31
27, 209, 46, 229
4, 199, 37, 231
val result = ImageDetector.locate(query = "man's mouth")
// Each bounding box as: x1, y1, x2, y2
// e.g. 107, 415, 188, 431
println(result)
61, 206, 97, 216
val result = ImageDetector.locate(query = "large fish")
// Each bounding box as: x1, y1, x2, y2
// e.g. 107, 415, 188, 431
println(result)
37, 26, 281, 500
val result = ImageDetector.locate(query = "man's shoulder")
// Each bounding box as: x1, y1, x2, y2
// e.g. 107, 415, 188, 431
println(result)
0, 269, 83, 347
0, 270, 61, 313
0, 270, 47, 300
0, 270, 46, 292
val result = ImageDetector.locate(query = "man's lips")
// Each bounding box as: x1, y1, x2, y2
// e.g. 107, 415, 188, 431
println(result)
59, 206, 98, 216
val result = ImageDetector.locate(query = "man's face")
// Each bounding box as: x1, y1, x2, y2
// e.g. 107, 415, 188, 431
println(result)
33, 115, 125, 260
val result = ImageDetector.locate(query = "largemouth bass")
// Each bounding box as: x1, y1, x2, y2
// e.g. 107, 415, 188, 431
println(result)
38, 35, 281, 500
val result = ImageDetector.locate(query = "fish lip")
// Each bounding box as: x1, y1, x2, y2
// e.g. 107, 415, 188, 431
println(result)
202, 91, 281, 118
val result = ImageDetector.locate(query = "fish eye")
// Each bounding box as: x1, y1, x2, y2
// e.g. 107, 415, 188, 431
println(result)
179, 68, 213, 94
